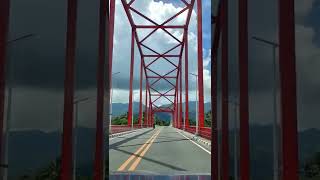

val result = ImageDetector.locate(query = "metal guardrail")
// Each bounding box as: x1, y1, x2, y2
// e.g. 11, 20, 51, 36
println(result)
110, 125, 151, 134
184, 126, 212, 140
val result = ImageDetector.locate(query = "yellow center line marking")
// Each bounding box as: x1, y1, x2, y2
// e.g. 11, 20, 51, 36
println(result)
117, 129, 161, 171
128, 128, 162, 171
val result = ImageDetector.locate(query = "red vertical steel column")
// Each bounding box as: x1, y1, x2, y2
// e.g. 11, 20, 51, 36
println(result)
144, 79, 148, 127
60, 0, 78, 179
175, 93, 178, 128
184, 31, 190, 129
212, 4, 221, 179
93, 0, 108, 179
176, 77, 180, 129
108, 0, 115, 78
196, 0, 205, 128
138, 59, 143, 126
279, 1, 298, 180
127, 29, 135, 127
179, 67, 183, 129
0, 0, 10, 178
149, 102, 152, 127
221, 0, 229, 179
239, 0, 250, 180
151, 111, 154, 127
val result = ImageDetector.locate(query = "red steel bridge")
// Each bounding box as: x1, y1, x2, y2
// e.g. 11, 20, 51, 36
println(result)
0, 0, 298, 180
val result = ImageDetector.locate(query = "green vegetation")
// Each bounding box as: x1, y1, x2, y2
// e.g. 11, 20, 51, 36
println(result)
18, 157, 92, 180
204, 110, 212, 127
304, 152, 320, 178
188, 111, 212, 127
111, 112, 140, 125
112, 112, 169, 126
154, 115, 170, 126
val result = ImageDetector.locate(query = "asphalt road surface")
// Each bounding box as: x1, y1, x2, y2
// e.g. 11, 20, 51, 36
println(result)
109, 126, 211, 175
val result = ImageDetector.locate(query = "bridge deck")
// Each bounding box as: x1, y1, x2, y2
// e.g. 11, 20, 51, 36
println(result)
109, 126, 211, 175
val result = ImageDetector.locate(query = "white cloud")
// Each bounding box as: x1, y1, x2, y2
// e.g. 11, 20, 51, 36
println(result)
112, 0, 211, 105
295, 0, 315, 19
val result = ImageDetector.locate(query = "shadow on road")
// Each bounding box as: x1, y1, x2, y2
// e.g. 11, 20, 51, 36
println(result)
115, 138, 188, 148
109, 129, 153, 149
111, 147, 187, 171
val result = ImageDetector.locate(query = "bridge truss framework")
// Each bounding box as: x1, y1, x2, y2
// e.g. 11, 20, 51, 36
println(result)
0, 0, 299, 180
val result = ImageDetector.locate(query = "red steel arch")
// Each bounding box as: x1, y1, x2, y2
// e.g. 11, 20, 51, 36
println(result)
110, 0, 206, 132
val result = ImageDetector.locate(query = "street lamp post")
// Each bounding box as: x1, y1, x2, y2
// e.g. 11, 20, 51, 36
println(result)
110, 71, 120, 133
3, 34, 37, 180
252, 36, 280, 180
73, 97, 90, 180
228, 97, 239, 180
189, 73, 198, 135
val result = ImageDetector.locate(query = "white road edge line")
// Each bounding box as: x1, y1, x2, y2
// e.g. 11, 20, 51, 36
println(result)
177, 130, 211, 155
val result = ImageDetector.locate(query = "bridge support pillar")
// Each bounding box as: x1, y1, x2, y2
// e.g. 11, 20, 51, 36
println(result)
196, 0, 205, 130
279, 1, 298, 180
184, 30, 189, 129
144, 81, 148, 127
60, 0, 79, 179
212, 3, 221, 180
128, 28, 135, 128
179, 65, 183, 129
221, 0, 229, 179
0, 0, 10, 178
239, 0, 250, 180
93, 0, 108, 179
109, 0, 115, 88
138, 59, 143, 127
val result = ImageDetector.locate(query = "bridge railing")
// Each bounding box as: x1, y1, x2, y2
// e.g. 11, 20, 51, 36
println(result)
184, 126, 211, 140
110, 124, 150, 134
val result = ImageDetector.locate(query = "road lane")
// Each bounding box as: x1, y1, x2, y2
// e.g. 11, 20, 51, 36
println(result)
109, 126, 211, 175
109, 128, 156, 172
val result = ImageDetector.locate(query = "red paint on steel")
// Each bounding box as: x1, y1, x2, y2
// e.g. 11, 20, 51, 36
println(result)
121, 0, 195, 129
239, 0, 250, 179
221, 0, 229, 179
127, 29, 135, 127
60, 0, 78, 179
93, 0, 108, 179
179, 65, 183, 129
0, 0, 10, 178
184, 30, 189, 129
144, 78, 148, 126
279, 1, 298, 180
196, 0, 205, 128
138, 59, 143, 126
109, 0, 115, 80
212, 2, 221, 179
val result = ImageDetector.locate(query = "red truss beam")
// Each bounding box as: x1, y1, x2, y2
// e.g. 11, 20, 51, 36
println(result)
136, 25, 185, 29
149, 87, 174, 103
144, 55, 180, 58
120, 0, 195, 129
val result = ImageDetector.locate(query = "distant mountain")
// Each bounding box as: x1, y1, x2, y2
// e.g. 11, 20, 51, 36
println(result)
111, 102, 143, 116
112, 101, 211, 122
8, 126, 320, 179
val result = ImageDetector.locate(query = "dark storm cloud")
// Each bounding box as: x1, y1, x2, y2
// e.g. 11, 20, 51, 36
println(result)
8, 0, 101, 90
219, 0, 320, 130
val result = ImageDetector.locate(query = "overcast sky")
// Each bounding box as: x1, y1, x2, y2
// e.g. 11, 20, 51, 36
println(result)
5, 0, 320, 131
